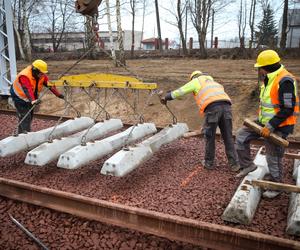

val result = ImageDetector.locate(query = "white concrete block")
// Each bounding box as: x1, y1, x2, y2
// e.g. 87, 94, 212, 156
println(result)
142, 123, 189, 153
25, 119, 122, 166
101, 123, 189, 177
222, 148, 269, 224
286, 153, 300, 235
57, 123, 157, 169
293, 157, 300, 180
0, 117, 94, 157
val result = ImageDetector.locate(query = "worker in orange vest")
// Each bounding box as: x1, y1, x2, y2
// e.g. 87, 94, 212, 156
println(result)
161, 71, 240, 172
235, 50, 299, 198
10, 59, 64, 134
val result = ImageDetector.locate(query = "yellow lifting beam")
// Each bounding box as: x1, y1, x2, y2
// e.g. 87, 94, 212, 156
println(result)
48, 73, 157, 90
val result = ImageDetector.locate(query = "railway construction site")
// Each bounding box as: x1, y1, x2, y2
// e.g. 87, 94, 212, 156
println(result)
1, 57, 300, 250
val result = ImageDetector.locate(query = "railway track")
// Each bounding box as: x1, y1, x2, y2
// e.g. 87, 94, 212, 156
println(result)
1, 109, 300, 249
1, 177, 299, 250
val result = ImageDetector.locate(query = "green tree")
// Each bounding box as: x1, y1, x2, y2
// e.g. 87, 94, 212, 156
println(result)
255, 4, 277, 47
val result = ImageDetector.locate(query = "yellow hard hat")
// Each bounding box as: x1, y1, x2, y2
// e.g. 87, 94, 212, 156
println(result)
254, 50, 280, 68
190, 70, 203, 80
32, 59, 48, 73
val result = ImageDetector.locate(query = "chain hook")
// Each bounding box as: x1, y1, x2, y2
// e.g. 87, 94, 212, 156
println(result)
48, 135, 53, 143
81, 135, 87, 146
105, 112, 110, 120
139, 115, 145, 124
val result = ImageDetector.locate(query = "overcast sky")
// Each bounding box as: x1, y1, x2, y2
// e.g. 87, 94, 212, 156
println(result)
96, 0, 300, 42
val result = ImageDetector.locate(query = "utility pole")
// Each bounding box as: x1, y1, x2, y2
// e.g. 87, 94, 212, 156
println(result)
211, 9, 214, 48
154, 0, 163, 52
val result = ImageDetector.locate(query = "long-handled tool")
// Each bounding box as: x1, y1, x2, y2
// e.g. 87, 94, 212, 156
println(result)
243, 118, 289, 147
244, 179, 300, 194
9, 214, 49, 250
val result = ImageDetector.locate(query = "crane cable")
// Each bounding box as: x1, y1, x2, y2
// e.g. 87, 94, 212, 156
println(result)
90, 16, 143, 82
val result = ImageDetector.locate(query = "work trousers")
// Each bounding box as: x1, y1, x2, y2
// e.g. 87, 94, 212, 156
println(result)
14, 99, 34, 134
235, 126, 285, 182
203, 103, 238, 167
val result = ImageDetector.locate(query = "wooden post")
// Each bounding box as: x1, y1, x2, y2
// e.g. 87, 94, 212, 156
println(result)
285, 152, 300, 160
165, 38, 169, 50
245, 179, 300, 193
243, 118, 289, 147
189, 37, 193, 50
183, 129, 202, 138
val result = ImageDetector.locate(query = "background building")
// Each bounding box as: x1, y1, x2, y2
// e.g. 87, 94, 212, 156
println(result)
31, 30, 143, 51
278, 9, 300, 48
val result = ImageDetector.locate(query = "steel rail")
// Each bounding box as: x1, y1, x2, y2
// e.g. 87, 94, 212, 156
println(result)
0, 177, 299, 250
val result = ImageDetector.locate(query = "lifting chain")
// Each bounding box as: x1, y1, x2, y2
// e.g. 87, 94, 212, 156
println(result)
81, 83, 110, 120
47, 82, 82, 142
114, 89, 144, 123
80, 88, 117, 146
63, 81, 81, 117
123, 89, 156, 148
155, 90, 177, 125
47, 102, 73, 143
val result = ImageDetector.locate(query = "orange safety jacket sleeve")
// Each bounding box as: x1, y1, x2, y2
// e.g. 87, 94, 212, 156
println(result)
43, 75, 62, 97
268, 77, 296, 129
19, 75, 35, 101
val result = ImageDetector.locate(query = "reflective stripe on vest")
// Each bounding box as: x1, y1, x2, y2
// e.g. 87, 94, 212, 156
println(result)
12, 66, 45, 101
260, 101, 280, 108
259, 67, 299, 127
194, 76, 231, 114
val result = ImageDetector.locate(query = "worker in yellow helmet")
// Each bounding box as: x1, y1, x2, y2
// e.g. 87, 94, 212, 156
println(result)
161, 71, 240, 172
236, 50, 299, 198
10, 59, 64, 134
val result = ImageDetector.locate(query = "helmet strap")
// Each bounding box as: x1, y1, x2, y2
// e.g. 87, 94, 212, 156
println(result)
32, 67, 41, 78
261, 62, 281, 73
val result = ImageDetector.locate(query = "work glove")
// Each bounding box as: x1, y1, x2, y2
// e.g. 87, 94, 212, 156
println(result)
261, 126, 271, 138
161, 91, 173, 105
58, 94, 65, 99
160, 97, 168, 105
31, 99, 41, 106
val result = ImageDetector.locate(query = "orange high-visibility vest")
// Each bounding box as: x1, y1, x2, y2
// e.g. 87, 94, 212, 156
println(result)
12, 66, 45, 101
269, 68, 299, 127
194, 77, 231, 115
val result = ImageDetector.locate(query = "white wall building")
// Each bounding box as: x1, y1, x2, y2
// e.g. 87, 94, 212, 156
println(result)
31, 30, 143, 51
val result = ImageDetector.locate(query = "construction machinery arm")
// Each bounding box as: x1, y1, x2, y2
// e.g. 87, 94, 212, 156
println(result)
75, 0, 102, 16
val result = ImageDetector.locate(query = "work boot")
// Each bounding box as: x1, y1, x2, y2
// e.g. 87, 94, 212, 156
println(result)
236, 164, 257, 178
201, 160, 214, 170
262, 190, 281, 199
230, 164, 240, 172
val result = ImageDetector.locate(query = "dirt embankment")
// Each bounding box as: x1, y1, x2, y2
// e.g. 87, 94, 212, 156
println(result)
7, 58, 300, 136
